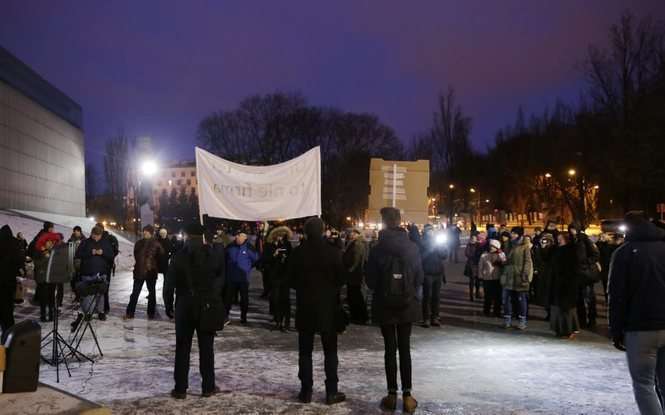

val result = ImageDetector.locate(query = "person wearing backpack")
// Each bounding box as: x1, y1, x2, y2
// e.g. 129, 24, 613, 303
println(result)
163, 223, 225, 400
366, 207, 424, 414
609, 213, 665, 415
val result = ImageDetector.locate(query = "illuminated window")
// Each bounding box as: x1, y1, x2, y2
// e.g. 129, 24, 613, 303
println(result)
177, 180, 182, 185
186, 179, 191, 186
181, 172, 186, 177
191, 171, 195, 177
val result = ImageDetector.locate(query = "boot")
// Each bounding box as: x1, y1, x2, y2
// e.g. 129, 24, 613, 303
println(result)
298, 388, 312, 403
170, 389, 186, 400
430, 318, 441, 327
403, 394, 418, 414
421, 320, 430, 328
71, 313, 83, 333
325, 392, 346, 405
202, 386, 221, 398
381, 394, 397, 411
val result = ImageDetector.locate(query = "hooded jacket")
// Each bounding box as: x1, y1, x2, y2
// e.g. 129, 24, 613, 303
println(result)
609, 220, 665, 336
366, 227, 424, 325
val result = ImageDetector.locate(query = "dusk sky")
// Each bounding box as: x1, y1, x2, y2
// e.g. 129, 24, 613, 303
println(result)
2, 1, 665, 167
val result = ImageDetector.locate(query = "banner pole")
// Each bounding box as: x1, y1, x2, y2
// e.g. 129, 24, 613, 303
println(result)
392, 163, 397, 208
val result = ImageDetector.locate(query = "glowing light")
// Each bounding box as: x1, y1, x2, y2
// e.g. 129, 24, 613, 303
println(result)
544, 173, 552, 178
449, 184, 455, 189
593, 185, 600, 190
618, 225, 627, 233
88, 216, 95, 222
141, 160, 158, 177
485, 199, 490, 203
358, 221, 365, 228
346, 216, 352, 221
568, 169, 576, 177
470, 188, 476, 193
435, 233, 447, 245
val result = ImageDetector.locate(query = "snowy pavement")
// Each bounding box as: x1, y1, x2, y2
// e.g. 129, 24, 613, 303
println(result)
9, 258, 638, 415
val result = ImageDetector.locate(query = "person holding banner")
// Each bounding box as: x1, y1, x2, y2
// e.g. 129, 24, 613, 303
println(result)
225, 232, 259, 325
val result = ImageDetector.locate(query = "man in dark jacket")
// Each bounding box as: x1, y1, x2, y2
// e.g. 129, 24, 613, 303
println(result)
569, 222, 601, 328
366, 207, 424, 414
225, 233, 259, 324
609, 213, 665, 415
419, 225, 447, 327
71, 226, 114, 329
0, 225, 25, 333
124, 225, 165, 320
164, 223, 224, 400
343, 229, 368, 324
288, 217, 346, 405
96, 222, 119, 313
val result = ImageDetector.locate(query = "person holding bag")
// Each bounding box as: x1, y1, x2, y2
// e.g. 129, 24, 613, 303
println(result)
163, 223, 225, 400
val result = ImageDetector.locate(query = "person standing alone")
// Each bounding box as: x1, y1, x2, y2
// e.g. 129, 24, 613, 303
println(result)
125, 225, 164, 320
164, 223, 225, 399
609, 213, 665, 415
289, 217, 346, 405
366, 207, 424, 414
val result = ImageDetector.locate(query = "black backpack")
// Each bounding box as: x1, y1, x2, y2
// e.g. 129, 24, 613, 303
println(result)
381, 254, 415, 309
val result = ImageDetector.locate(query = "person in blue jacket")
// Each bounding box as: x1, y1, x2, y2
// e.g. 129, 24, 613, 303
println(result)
225, 232, 259, 324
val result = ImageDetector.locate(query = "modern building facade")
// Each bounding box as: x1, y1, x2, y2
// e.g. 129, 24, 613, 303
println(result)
0, 46, 86, 217
366, 158, 430, 225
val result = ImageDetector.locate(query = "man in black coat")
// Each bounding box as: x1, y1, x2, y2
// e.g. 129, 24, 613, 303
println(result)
569, 222, 601, 328
366, 207, 424, 414
71, 226, 114, 329
343, 229, 368, 324
164, 223, 224, 400
0, 225, 25, 333
96, 222, 119, 313
609, 213, 665, 415
288, 217, 346, 405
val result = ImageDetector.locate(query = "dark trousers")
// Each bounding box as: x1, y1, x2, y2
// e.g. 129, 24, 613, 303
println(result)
380, 323, 413, 393
422, 275, 442, 322
298, 330, 338, 393
271, 280, 291, 326
38, 282, 55, 320
347, 284, 368, 323
225, 281, 249, 321
0, 288, 15, 333
482, 280, 502, 316
126, 278, 157, 317
103, 273, 112, 313
55, 283, 64, 308
174, 302, 215, 394
576, 282, 598, 327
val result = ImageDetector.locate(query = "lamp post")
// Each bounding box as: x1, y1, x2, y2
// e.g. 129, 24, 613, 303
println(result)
134, 159, 158, 236
448, 184, 455, 225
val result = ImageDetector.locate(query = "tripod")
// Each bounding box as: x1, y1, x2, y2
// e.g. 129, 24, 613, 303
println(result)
40, 287, 88, 383
68, 283, 106, 362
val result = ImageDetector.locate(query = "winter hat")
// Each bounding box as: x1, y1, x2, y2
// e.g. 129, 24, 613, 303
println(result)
489, 239, 501, 250
143, 225, 155, 234
159, 228, 168, 238
304, 217, 324, 239
73, 225, 82, 232
510, 226, 524, 237
380, 207, 401, 229
43, 221, 55, 231
500, 231, 511, 240
185, 223, 205, 236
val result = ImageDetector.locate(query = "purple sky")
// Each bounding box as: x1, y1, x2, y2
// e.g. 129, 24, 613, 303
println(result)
2, 1, 664, 168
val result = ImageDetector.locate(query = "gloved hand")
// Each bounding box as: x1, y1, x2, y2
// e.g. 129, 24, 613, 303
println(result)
612, 334, 626, 351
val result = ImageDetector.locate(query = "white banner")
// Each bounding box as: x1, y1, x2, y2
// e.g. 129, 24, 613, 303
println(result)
195, 146, 321, 221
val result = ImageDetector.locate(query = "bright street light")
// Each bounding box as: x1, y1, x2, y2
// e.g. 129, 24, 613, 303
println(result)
485, 199, 490, 203
470, 188, 476, 193
449, 184, 455, 190
568, 168, 576, 177
544, 173, 552, 178
141, 159, 158, 177
346, 216, 352, 221
593, 185, 600, 190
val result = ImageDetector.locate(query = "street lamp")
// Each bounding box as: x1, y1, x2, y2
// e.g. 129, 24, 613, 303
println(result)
134, 159, 159, 235
449, 184, 455, 189
593, 185, 600, 190
568, 169, 576, 177
544, 172, 552, 178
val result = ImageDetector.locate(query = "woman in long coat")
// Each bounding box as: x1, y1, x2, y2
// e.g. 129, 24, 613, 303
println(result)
549, 233, 580, 339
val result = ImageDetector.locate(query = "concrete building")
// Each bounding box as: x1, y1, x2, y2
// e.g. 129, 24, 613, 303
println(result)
366, 158, 430, 225
0, 46, 85, 217
150, 161, 198, 216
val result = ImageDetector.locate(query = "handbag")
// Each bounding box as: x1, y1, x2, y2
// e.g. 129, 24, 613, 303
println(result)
199, 296, 225, 332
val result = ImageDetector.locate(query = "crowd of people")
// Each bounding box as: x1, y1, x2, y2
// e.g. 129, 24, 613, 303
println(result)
462, 220, 620, 337
2, 211, 664, 414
